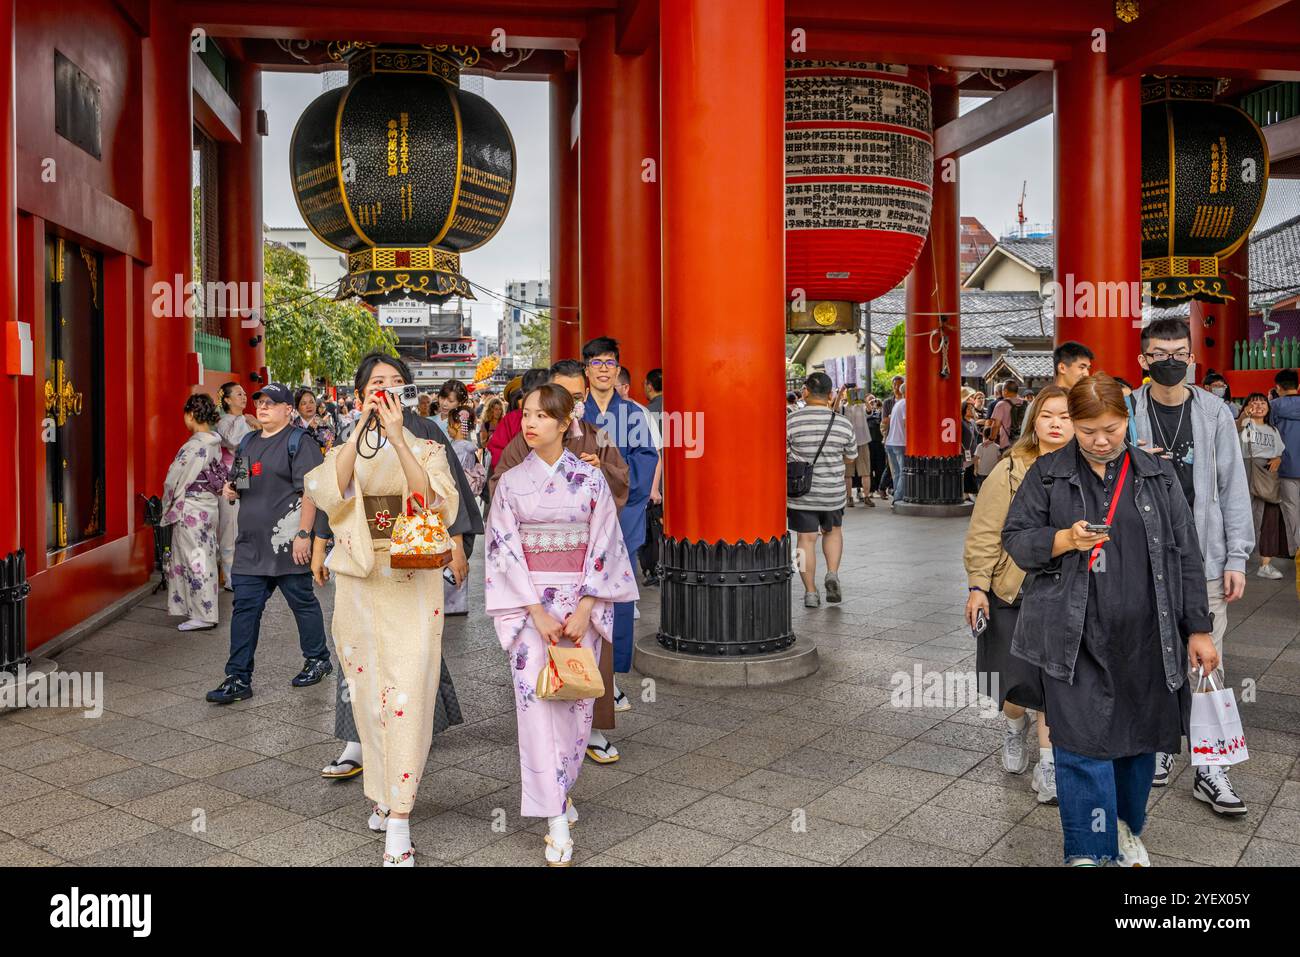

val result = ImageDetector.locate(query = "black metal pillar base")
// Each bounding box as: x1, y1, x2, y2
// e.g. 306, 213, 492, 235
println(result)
656, 535, 794, 656
899, 454, 966, 506
0, 551, 31, 675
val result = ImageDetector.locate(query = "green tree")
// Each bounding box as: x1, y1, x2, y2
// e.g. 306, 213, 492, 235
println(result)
262, 241, 398, 387
884, 321, 905, 371
517, 309, 552, 369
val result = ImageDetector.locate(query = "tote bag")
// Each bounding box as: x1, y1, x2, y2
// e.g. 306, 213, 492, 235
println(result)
1189, 668, 1249, 767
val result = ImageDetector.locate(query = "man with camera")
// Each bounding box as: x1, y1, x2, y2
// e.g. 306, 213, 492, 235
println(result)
207, 382, 333, 705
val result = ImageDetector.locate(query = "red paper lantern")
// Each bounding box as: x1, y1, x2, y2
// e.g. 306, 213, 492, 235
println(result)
786, 62, 933, 330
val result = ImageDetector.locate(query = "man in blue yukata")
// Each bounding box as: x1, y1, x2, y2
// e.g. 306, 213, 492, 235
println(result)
581, 336, 659, 764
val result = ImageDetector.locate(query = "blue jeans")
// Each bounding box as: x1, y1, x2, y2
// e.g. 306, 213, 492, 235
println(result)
226, 573, 329, 682
1054, 746, 1155, 864
885, 445, 906, 501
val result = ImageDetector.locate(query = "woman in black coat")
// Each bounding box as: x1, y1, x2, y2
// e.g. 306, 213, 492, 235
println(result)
1001, 374, 1219, 867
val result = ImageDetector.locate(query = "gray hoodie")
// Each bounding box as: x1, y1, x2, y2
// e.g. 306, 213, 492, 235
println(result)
1131, 383, 1254, 580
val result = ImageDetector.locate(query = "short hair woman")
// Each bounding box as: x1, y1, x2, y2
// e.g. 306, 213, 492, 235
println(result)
1003, 374, 1218, 866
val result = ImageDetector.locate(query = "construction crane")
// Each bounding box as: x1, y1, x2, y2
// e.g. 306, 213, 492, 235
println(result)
1017, 180, 1027, 238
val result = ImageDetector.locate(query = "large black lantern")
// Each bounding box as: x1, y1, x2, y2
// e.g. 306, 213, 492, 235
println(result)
290, 43, 516, 304
1140, 77, 1268, 303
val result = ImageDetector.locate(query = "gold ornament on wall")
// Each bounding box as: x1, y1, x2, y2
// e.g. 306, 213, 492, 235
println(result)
44, 359, 84, 427
1116, 1, 1139, 24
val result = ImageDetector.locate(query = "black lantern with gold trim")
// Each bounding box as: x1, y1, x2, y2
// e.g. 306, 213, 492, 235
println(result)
290, 43, 516, 304
1140, 77, 1269, 304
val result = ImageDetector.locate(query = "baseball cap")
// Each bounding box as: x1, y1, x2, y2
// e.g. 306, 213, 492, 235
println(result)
251, 382, 293, 405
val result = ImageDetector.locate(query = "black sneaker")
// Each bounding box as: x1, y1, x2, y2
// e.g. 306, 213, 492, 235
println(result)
1193, 766, 1248, 816
292, 657, 333, 688
206, 675, 253, 705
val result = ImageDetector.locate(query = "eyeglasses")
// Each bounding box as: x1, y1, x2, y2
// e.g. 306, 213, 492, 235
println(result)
253, 398, 279, 409
1143, 350, 1190, 363
587, 359, 619, 370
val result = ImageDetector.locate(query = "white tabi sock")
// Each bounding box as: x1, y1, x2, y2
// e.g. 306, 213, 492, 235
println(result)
385, 817, 412, 857
588, 729, 608, 749
338, 741, 362, 766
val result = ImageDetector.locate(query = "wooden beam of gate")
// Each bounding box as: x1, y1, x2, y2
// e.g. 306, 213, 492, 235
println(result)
1109, 0, 1297, 75
933, 71, 1052, 159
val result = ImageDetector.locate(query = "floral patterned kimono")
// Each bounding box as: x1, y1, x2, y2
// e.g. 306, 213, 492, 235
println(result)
305, 430, 458, 814
161, 430, 228, 624
485, 449, 639, 818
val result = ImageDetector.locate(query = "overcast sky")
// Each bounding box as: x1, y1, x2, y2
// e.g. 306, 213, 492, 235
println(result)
261, 74, 1055, 337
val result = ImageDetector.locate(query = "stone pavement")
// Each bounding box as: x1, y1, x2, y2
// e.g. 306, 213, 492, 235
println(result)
1, 505, 1298, 867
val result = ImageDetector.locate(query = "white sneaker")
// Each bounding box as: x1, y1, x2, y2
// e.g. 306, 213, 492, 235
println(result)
1193, 765, 1249, 816
1152, 751, 1175, 787
1256, 563, 1283, 580
1001, 719, 1030, 774
1031, 761, 1057, 804
1116, 818, 1150, 867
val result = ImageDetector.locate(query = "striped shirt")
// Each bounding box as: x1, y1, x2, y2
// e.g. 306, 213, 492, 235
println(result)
787, 405, 858, 511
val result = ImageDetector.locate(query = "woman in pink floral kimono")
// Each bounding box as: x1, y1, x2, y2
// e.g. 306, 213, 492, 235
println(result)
485, 383, 639, 866
161, 393, 229, 631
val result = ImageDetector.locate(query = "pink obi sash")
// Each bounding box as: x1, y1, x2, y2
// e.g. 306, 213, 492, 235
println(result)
519, 522, 588, 573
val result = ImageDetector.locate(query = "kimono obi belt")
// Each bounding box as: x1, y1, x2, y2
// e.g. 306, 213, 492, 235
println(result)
363, 495, 406, 543
519, 522, 588, 573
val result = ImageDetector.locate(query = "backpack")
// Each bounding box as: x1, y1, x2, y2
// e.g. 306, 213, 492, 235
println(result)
235, 426, 307, 474
994, 398, 1028, 442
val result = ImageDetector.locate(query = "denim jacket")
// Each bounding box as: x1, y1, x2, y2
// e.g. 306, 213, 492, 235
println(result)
1001, 441, 1213, 692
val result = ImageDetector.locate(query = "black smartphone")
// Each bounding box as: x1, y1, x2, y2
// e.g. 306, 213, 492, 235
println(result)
972, 607, 988, 639
1083, 523, 1111, 535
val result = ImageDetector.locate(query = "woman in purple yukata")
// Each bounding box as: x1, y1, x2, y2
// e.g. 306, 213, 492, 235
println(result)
485, 383, 639, 866
161, 393, 229, 632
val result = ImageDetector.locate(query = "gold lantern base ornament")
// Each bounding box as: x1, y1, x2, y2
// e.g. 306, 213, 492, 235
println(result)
1141, 255, 1233, 303
340, 246, 473, 305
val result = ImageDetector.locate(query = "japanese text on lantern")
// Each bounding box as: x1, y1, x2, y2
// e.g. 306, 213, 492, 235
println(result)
387, 113, 411, 177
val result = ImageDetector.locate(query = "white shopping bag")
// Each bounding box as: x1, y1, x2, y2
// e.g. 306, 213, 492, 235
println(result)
1188, 668, 1248, 767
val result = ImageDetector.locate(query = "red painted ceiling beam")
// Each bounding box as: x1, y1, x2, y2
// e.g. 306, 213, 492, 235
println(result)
1109, 0, 1296, 75
616, 0, 657, 54
934, 70, 1052, 159
795, 27, 1066, 70
1155, 46, 1300, 82
786, 0, 1107, 36
181, 1, 590, 49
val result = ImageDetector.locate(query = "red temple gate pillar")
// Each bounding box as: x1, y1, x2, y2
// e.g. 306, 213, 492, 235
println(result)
1190, 243, 1248, 380
900, 74, 966, 513
1053, 37, 1143, 384
0, 0, 19, 554
649, 0, 805, 667
218, 60, 267, 386
578, 14, 659, 400
141, 6, 195, 488
549, 67, 580, 363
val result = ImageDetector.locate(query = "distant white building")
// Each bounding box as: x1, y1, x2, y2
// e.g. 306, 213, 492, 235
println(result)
498, 278, 550, 366
265, 225, 347, 290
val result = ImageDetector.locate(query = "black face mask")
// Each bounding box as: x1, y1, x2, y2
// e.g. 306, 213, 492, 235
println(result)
1147, 358, 1189, 387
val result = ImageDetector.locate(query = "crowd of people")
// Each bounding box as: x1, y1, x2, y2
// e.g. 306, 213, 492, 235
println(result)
152, 313, 1300, 868
157, 339, 662, 867
787, 318, 1299, 866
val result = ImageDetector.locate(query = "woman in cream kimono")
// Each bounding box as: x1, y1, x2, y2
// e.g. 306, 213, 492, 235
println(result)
305, 354, 458, 868
161, 393, 229, 631
485, 383, 638, 866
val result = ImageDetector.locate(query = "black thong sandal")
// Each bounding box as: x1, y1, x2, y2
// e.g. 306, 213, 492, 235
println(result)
321, 759, 363, 780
